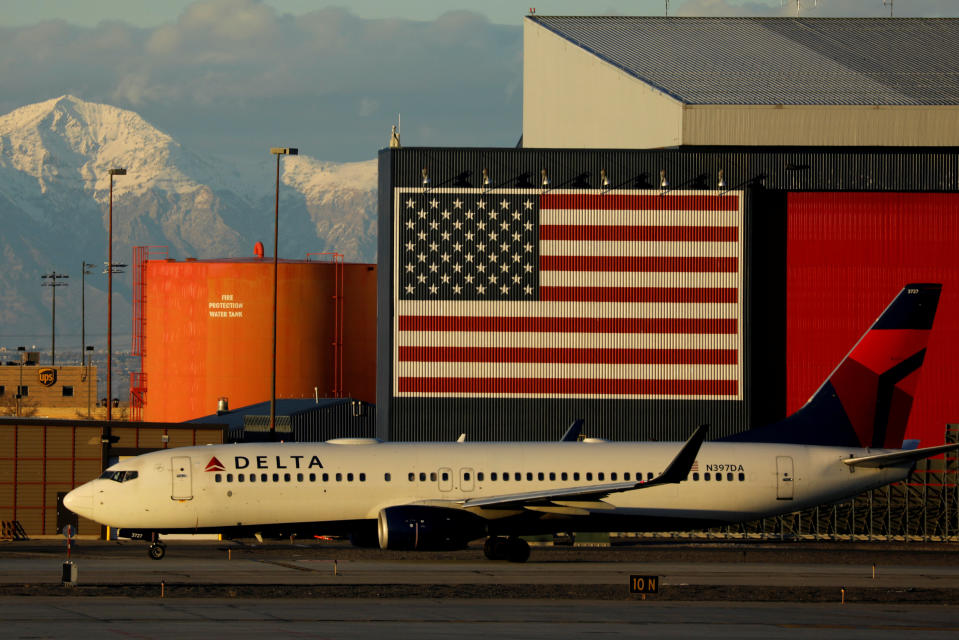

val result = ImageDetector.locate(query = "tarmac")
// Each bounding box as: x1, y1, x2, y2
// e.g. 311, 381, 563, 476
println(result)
2, 539, 958, 639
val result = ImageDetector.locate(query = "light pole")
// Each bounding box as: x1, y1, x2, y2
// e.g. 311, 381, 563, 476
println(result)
81, 261, 95, 364
86, 345, 94, 418
16, 346, 24, 417
269, 147, 297, 438
106, 168, 126, 423
41, 271, 69, 366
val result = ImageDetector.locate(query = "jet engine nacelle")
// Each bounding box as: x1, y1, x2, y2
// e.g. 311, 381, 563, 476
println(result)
377, 505, 486, 550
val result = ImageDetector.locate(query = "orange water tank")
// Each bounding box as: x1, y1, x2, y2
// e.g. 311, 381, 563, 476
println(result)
138, 258, 376, 422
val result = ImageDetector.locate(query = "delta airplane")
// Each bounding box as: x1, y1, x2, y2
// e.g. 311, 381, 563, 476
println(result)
65, 283, 958, 562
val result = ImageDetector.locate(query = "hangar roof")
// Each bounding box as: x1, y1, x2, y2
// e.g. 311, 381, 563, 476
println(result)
527, 17, 959, 106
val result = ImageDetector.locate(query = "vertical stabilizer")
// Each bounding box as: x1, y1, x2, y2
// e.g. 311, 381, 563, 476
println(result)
726, 284, 941, 447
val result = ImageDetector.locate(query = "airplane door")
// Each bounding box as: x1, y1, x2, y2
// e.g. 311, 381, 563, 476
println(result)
171, 456, 193, 500
438, 467, 453, 492
776, 456, 794, 500
460, 467, 474, 492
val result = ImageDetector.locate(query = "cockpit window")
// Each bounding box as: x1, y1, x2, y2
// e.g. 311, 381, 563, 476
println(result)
98, 470, 139, 482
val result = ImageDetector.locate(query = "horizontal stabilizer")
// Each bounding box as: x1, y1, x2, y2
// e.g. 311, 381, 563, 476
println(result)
842, 442, 959, 468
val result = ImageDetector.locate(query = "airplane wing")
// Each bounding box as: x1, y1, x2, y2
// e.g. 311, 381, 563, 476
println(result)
842, 442, 959, 468
461, 424, 708, 510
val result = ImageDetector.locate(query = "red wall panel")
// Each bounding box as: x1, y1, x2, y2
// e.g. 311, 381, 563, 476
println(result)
786, 193, 959, 446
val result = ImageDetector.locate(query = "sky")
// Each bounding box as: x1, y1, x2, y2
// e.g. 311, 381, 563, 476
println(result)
1, 0, 958, 162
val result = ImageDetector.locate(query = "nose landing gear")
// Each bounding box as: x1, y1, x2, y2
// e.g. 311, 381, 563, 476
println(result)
148, 542, 166, 560
483, 536, 530, 563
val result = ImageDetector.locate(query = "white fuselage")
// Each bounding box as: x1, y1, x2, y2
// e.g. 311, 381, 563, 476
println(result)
65, 439, 910, 536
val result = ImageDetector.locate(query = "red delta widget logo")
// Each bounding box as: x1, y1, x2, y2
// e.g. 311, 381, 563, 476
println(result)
205, 457, 226, 472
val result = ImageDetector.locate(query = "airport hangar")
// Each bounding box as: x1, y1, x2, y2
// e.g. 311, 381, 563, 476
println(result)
375, 17, 959, 537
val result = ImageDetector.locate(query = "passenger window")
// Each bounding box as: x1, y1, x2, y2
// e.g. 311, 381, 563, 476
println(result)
526, 472, 533, 481
336, 473, 343, 482
322, 473, 329, 482
360, 473, 366, 482
586, 472, 593, 481
514, 472, 521, 481
727, 472, 733, 481
261, 473, 268, 482
430, 472, 437, 481
284, 473, 291, 482
502, 473, 509, 482
611, 472, 617, 481
408, 472, 415, 482
561, 472, 567, 481
419, 472, 426, 481
624, 472, 630, 481
273, 473, 279, 482
238, 474, 244, 482
537, 472, 544, 481
478, 472, 484, 481
384, 473, 391, 481
716, 473, 722, 482
226, 474, 234, 482
598, 472, 605, 481
738, 472, 745, 481
464, 472, 471, 481
704, 473, 711, 481
309, 473, 316, 482
297, 473, 303, 482
215, 474, 222, 483
573, 472, 580, 481
442, 472, 449, 481
347, 473, 354, 482
647, 473, 654, 480
549, 472, 555, 481
249, 474, 256, 483
491, 472, 498, 481
693, 472, 699, 481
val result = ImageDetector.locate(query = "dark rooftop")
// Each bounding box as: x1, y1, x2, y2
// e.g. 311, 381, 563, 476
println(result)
527, 17, 959, 106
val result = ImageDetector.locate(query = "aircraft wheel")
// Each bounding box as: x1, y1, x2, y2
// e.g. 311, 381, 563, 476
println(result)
506, 537, 530, 563
483, 536, 508, 560
148, 543, 166, 560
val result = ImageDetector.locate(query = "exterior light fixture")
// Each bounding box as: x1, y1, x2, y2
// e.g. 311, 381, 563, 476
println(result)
421, 167, 430, 189
600, 168, 610, 189
718, 169, 726, 189
541, 169, 550, 188
482, 168, 490, 189
660, 169, 668, 189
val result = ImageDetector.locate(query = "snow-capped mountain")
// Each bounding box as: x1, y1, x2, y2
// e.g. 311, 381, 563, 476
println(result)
0, 95, 377, 350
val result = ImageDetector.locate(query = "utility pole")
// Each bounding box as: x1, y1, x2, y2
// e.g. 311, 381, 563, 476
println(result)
41, 271, 69, 366
81, 262, 95, 364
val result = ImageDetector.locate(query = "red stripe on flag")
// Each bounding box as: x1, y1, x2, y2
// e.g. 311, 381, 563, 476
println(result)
539, 256, 738, 273
397, 316, 738, 334
399, 347, 737, 365
398, 377, 738, 396
540, 287, 738, 303
540, 225, 738, 242
539, 194, 740, 211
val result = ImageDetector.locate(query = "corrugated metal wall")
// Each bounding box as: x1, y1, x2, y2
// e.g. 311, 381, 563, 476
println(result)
378, 147, 959, 442
229, 401, 376, 443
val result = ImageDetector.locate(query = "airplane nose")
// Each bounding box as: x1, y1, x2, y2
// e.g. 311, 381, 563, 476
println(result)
64, 485, 94, 519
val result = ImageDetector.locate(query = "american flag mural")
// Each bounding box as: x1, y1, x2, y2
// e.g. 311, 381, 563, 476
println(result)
393, 189, 744, 399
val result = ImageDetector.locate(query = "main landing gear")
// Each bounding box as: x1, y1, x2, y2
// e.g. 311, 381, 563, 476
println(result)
483, 536, 530, 563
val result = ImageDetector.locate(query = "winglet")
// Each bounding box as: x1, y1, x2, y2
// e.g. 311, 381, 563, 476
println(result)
645, 424, 709, 487
561, 419, 584, 442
